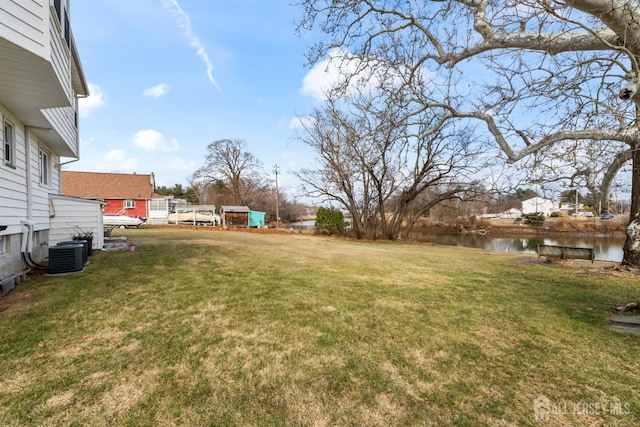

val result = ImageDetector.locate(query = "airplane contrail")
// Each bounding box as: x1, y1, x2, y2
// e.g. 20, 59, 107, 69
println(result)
161, 0, 220, 90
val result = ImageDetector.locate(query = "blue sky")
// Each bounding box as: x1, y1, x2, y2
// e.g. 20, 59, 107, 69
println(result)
70, 0, 331, 196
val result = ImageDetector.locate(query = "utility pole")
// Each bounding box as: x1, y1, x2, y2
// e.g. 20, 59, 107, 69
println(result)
274, 164, 280, 229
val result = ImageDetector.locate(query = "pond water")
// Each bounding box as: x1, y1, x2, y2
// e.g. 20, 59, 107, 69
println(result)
409, 230, 625, 262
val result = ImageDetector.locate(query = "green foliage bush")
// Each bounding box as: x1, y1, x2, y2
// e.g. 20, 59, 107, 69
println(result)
522, 212, 545, 226
315, 207, 348, 235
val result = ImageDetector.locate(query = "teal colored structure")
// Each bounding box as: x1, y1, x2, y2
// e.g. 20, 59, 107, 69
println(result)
249, 211, 265, 228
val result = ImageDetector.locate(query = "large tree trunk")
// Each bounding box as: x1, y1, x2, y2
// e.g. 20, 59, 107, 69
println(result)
622, 141, 640, 266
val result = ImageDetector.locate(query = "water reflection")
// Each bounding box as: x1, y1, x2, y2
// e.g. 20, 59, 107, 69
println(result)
410, 230, 625, 262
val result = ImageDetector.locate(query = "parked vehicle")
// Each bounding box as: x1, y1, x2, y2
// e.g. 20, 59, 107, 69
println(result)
167, 211, 220, 225
103, 214, 144, 228
601, 212, 615, 220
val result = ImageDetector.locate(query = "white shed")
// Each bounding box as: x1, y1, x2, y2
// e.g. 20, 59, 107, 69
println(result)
49, 195, 106, 251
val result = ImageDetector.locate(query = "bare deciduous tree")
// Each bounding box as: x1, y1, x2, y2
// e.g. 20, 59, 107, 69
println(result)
192, 138, 267, 207
297, 0, 640, 265
296, 75, 489, 240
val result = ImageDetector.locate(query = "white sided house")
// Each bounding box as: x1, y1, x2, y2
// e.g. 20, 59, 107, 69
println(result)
0, 1, 88, 290
521, 197, 558, 217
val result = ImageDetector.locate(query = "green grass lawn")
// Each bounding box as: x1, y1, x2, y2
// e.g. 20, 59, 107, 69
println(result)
1, 228, 639, 426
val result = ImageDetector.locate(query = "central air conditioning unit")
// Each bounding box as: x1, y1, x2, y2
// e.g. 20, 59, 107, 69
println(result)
48, 244, 84, 274
57, 240, 88, 265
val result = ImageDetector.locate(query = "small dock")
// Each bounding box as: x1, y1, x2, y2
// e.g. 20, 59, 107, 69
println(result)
537, 244, 594, 262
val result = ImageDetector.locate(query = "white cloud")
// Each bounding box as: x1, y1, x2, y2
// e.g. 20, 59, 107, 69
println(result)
143, 83, 170, 98
300, 49, 362, 102
104, 149, 125, 161
300, 48, 433, 102
132, 129, 180, 151
160, 0, 220, 90
170, 157, 196, 170
102, 149, 139, 171
79, 83, 105, 117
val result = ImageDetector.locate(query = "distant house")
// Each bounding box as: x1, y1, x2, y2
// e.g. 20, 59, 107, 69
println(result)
0, 1, 88, 286
558, 201, 585, 216
500, 208, 522, 219
62, 171, 163, 220
521, 197, 558, 216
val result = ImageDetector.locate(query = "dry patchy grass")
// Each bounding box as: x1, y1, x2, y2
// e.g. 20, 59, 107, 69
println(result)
1, 228, 639, 426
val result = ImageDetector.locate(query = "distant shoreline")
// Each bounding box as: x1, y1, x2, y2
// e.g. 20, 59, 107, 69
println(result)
414, 222, 626, 239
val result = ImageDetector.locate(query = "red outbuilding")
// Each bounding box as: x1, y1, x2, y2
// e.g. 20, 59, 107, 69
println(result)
61, 171, 157, 220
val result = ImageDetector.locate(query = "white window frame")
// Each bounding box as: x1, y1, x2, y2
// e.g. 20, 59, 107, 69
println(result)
150, 199, 168, 211
39, 147, 50, 186
4, 120, 15, 168
124, 200, 136, 209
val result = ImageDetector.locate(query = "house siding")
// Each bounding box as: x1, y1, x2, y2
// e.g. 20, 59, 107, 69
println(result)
43, 6, 79, 154
0, 2, 72, 104
0, 1, 46, 56
103, 199, 149, 218
47, 10, 72, 102
27, 136, 60, 230
41, 106, 77, 157
0, 108, 28, 277
0, 106, 28, 231
0, 0, 86, 285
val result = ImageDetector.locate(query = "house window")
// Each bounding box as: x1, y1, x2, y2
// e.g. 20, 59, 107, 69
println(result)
0, 236, 5, 255
63, 9, 70, 48
51, 0, 70, 49
150, 199, 168, 211
4, 121, 15, 167
124, 200, 135, 209
52, 0, 62, 23
39, 148, 50, 186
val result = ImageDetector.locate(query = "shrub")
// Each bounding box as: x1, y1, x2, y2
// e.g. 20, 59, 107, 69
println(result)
448, 216, 492, 230
550, 217, 571, 232
315, 207, 348, 235
522, 212, 545, 227
600, 218, 626, 234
